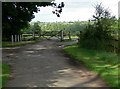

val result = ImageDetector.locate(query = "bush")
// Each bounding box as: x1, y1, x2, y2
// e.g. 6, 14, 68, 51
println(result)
79, 25, 113, 51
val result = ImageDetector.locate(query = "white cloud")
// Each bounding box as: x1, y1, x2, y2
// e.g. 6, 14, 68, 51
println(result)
31, 0, 119, 22
99, 0, 119, 17
59, 8, 94, 21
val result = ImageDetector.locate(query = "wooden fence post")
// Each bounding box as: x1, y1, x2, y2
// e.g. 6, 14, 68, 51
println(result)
11, 35, 14, 43
33, 32, 35, 40
60, 30, 64, 41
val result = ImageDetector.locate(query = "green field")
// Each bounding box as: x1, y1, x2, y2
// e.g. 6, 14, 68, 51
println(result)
63, 44, 119, 87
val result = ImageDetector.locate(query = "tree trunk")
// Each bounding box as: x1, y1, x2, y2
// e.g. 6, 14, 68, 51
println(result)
68, 31, 71, 40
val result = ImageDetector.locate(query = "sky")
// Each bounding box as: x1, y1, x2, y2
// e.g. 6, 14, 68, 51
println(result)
31, 0, 120, 22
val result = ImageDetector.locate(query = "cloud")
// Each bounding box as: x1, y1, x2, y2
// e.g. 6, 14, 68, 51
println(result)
31, 0, 119, 22
99, 0, 119, 16
60, 8, 94, 21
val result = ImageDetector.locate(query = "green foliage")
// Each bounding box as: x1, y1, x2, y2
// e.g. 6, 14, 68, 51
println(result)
118, 18, 120, 37
29, 21, 87, 37
2, 2, 49, 40
2, 2, 64, 41
79, 3, 117, 51
80, 25, 113, 50
65, 21, 87, 36
63, 45, 119, 87
32, 22, 42, 39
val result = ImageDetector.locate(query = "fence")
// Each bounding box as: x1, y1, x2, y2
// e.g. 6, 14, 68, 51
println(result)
11, 35, 22, 43
11, 30, 72, 43
40, 30, 71, 41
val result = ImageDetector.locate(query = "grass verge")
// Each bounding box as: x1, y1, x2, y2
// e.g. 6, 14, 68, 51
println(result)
0, 63, 10, 88
2, 41, 39, 47
63, 44, 119, 87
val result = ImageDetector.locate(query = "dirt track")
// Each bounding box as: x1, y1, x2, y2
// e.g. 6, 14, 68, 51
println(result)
2, 39, 109, 88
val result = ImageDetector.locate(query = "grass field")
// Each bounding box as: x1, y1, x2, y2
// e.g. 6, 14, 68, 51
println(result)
63, 44, 119, 87
0, 63, 10, 88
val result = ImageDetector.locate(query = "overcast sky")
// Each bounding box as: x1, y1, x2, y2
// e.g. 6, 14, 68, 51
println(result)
31, 0, 119, 22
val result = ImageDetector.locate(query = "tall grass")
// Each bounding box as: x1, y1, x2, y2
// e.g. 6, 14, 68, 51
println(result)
0, 63, 10, 88
63, 44, 119, 87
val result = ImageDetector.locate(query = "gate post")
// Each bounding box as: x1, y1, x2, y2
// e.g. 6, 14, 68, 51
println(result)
11, 35, 14, 44
20, 34, 22, 41
60, 30, 64, 41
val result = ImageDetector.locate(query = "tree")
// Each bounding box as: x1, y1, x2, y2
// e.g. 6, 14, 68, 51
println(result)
93, 3, 116, 31
33, 22, 41, 39
2, 2, 64, 41
79, 3, 116, 50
